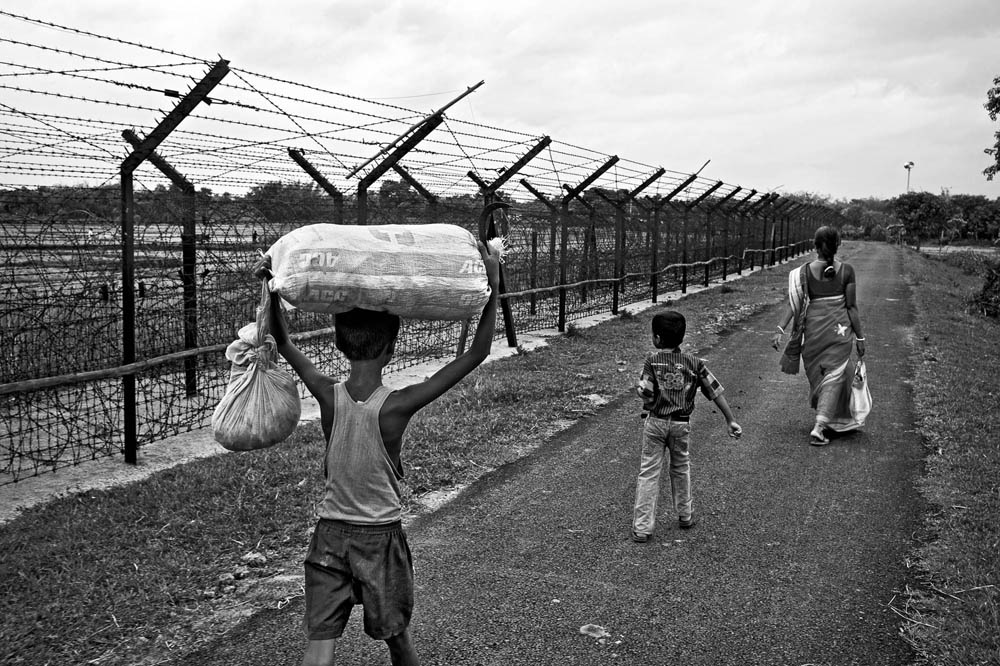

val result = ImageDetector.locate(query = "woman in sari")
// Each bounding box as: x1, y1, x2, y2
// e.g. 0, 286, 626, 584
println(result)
771, 226, 866, 445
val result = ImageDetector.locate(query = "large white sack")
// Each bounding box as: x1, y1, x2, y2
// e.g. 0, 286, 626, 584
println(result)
265, 223, 490, 320
212, 289, 301, 451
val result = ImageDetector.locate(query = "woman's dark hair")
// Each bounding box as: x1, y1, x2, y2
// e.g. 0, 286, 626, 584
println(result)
335, 308, 400, 361
814, 226, 841, 278
652, 311, 686, 348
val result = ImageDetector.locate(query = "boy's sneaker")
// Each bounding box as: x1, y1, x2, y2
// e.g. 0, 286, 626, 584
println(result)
679, 514, 697, 529
631, 530, 649, 543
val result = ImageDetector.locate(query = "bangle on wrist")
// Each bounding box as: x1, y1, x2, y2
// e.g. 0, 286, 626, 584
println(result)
855, 337, 865, 342
776, 325, 785, 334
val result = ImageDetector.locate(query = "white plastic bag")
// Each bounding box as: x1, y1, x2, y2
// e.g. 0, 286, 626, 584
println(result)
212, 284, 301, 451
264, 223, 490, 320
849, 359, 872, 427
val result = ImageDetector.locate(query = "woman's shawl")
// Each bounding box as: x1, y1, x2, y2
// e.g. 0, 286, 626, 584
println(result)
780, 264, 809, 374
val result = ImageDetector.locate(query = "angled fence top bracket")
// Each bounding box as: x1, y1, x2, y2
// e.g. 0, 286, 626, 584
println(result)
121, 59, 230, 174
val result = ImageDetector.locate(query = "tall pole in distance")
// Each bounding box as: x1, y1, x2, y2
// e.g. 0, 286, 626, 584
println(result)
904, 161, 914, 192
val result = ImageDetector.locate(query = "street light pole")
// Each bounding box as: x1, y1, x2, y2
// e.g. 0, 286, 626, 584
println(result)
904, 161, 914, 192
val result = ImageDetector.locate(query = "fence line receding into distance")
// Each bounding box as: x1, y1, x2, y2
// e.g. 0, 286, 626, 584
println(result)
0, 10, 839, 484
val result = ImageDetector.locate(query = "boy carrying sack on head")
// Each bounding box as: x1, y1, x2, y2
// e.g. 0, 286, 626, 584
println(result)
631, 311, 742, 543
256, 244, 499, 666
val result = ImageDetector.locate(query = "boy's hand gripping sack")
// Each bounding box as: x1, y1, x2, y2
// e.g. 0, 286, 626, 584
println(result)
212, 284, 301, 451
264, 223, 493, 320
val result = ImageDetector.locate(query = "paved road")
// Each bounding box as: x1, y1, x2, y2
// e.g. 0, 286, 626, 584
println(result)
178, 243, 923, 665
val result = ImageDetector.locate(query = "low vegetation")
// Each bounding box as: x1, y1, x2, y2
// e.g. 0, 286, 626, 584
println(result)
939, 248, 1000, 317
898, 249, 1000, 665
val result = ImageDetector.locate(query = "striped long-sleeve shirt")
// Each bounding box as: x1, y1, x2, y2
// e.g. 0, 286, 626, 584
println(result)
636, 348, 724, 419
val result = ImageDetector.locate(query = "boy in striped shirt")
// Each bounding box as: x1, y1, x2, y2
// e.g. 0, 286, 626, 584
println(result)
631, 311, 742, 542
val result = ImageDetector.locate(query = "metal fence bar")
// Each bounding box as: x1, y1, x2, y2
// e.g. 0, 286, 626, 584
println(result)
469, 138, 552, 347
118, 59, 230, 464
558, 156, 619, 331
288, 148, 345, 224
122, 129, 200, 396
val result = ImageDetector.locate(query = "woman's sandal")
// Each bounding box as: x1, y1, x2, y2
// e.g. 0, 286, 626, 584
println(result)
810, 425, 829, 446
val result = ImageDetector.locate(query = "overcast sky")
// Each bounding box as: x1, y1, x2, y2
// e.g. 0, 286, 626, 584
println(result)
5, 0, 1000, 201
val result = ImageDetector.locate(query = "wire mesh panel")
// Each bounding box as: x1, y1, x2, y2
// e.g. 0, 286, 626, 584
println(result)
1, 379, 124, 484
0, 191, 122, 382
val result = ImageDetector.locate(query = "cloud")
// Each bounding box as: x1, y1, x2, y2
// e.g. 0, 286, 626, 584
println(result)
2, 0, 999, 198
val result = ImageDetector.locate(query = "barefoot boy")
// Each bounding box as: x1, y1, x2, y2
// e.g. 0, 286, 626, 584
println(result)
257, 245, 499, 666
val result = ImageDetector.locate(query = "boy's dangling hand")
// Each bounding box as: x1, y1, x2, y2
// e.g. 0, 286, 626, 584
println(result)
728, 421, 743, 439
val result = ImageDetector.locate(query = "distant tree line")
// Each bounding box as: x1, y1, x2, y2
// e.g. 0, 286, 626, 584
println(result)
1, 180, 505, 227
889, 191, 1000, 246
4, 180, 998, 249
780, 191, 1000, 248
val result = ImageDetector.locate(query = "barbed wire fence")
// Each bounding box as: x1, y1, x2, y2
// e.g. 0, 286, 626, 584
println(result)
0, 10, 840, 485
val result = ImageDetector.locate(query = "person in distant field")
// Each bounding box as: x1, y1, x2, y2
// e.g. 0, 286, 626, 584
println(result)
255, 244, 500, 666
631, 311, 742, 542
771, 226, 866, 445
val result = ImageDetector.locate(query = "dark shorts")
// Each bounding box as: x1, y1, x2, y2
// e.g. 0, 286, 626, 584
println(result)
303, 518, 414, 641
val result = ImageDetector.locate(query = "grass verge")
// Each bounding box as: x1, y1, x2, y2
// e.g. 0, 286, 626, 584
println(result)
897, 249, 1000, 665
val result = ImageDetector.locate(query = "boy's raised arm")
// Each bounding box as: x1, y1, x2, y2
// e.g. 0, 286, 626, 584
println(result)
255, 257, 330, 401
392, 244, 500, 416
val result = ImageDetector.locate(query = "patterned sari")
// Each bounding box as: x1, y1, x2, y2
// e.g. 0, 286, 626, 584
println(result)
781, 264, 859, 432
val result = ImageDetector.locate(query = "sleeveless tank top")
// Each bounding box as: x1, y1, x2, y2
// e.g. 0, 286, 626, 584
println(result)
317, 383, 403, 524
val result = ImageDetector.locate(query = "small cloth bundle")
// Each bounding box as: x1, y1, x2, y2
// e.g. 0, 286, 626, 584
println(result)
212, 284, 301, 451
264, 223, 491, 320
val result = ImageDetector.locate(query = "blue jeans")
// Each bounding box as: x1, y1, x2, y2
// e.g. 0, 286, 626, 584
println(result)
633, 417, 692, 535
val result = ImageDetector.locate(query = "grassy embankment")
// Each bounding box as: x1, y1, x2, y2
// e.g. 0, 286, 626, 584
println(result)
0, 243, 996, 665
897, 248, 1000, 665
